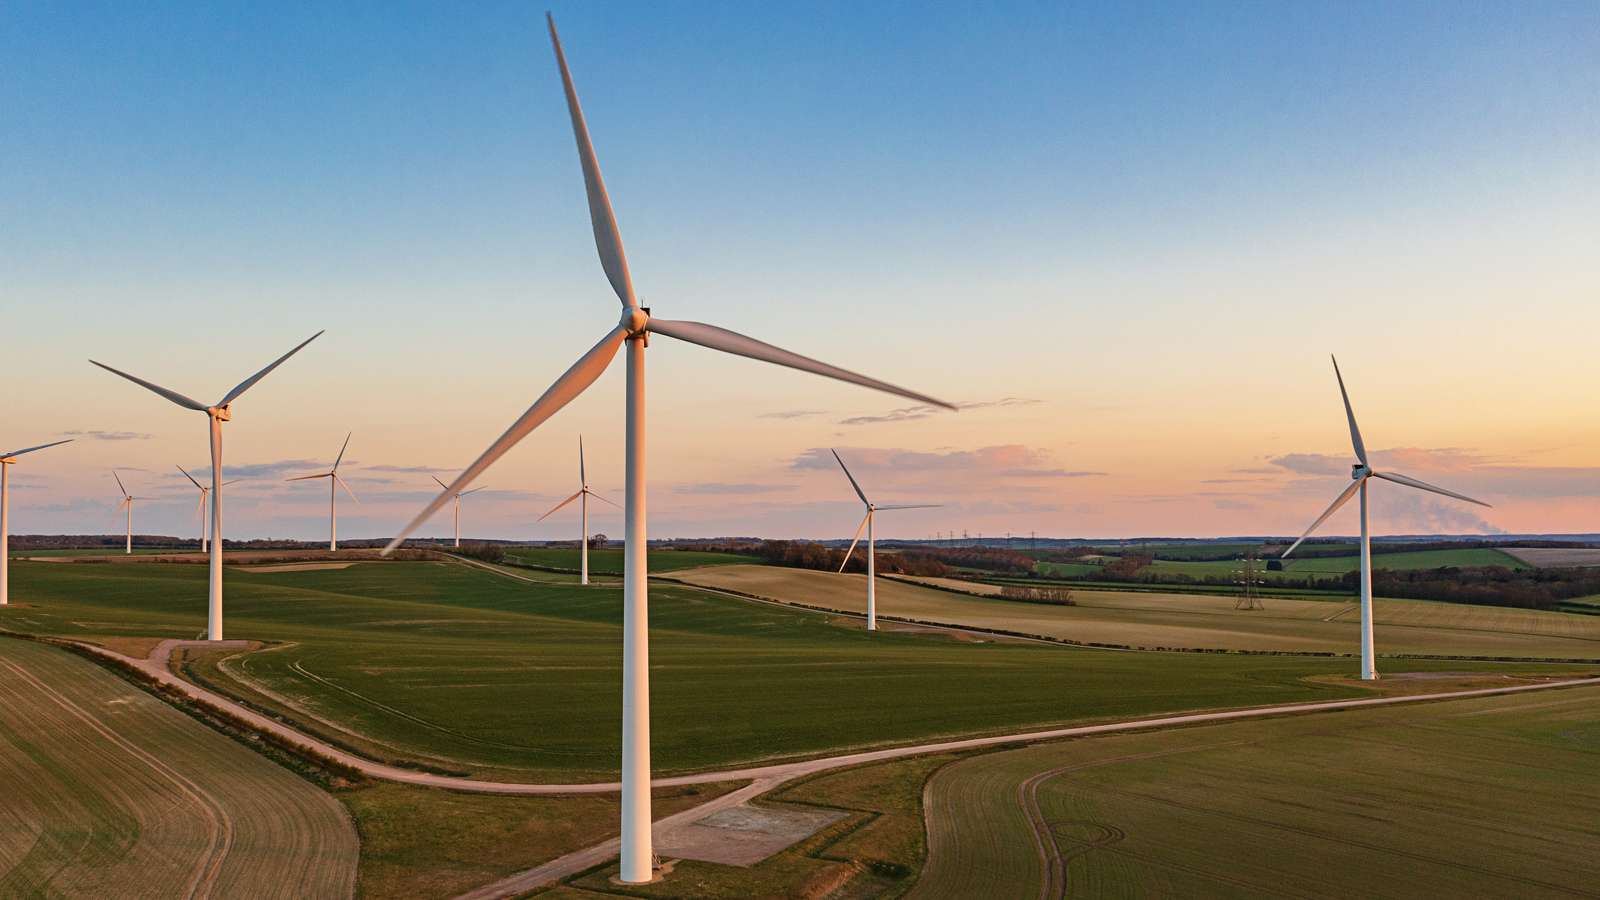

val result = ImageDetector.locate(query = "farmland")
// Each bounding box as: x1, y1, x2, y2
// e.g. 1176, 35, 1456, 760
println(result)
907, 682, 1600, 899
0, 558, 1541, 783
503, 547, 756, 573
0, 636, 357, 899
673, 564, 1600, 658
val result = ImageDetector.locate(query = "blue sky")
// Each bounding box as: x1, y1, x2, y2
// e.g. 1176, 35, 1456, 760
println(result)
3, 2, 1598, 541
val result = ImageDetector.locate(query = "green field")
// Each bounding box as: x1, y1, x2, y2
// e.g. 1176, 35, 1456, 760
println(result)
1281, 547, 1531, 573
10, 548, 181, 557
907, 683, 1600, 899
676, 565, 1600, 659
0, 559, 1501, 783
503, 547, 757, 573
0, 636, 357, 898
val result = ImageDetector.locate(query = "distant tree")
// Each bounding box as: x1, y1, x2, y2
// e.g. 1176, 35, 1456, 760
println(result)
589, 534, 608, 549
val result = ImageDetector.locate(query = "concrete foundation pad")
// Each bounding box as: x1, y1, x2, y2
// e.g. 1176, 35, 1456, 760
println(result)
655, 804, 847, 867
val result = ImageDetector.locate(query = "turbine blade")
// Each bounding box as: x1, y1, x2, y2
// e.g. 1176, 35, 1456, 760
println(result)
538, 490, 585, 521
221, 479, 242, 486
110, 498, 130, 525
838, 511, 871, 573
579, 435, 586, 488
112, 470, 127, 496
832, 449, 870, 507
0, 439, 73, 459
586, 488, 622, 510
432, 474, 450, 490
1373, 471, 1491, 507
876, 504, 941, 510
218, 331, 324, 407
333, 473, 360, 504
1331, 356, 1368, 466
460, 486, 489, 496
647, 318, 956, 410
547, 14, 636, 308
383, 325, 628, 554
176, 464, 204, 490
1281, 477, 1366, 557
194, 493, 205, 523
332, 432, 351, 472
286, 474, 331, 482
90, 361, 207, 411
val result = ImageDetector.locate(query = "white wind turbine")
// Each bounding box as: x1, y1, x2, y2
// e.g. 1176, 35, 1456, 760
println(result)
832, 450, 939, 631
539, 436, 619, 584
431, 475, 488, 549
1, 439, 72, 606
92, 331, 323, 640
177, 465, 239, 552
109, 470, 153, 555
288, 433, 359, 551
1282, 357, 1490, 680
383, 17, 954, 884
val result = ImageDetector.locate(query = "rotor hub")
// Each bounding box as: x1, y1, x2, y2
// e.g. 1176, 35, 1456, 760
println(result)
1352, 464, 1372, 480
621, 306, 650, 336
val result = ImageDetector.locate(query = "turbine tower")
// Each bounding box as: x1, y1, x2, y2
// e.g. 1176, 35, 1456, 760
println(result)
288, 433, 359, 551
1, 439, 71, 605
384, 17, 953, 884
431, 475, 488, 549
92, 331, 322, 640
832, 450, 939, 631
109, 470, 150, 554
539, 437, 618, 584
177, 465, 239, 552
1282, 356, 1490, 680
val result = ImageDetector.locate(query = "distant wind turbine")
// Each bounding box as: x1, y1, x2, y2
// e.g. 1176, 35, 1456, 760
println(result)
1281, 357, 1490, 680
92, 331, 323, 640
832, 450, 939, 631
177, 465, 239, 553
288, 433, 359, 551
1, 439, 72, 606
109, 470, 152, 555
539, 436, 619, 584
431, 475, 488, 549
383, 17, 954, 884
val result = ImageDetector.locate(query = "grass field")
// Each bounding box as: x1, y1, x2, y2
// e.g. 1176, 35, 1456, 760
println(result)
0, 636, 358, 899
0, 559, 1496, 783
907, 683, 1600, 899
503, 547, 757, 573
1280, 547, 1531, 572
10, 548, 180, 557
673, 565, 1600, 659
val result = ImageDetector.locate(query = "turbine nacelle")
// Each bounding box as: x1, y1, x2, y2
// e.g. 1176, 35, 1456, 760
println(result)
621, 306, 649, 335
1352, 464, 1371, 480
209, 405, 232, 421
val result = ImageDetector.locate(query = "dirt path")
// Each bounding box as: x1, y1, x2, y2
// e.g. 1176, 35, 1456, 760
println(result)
67, 637, 1597, 894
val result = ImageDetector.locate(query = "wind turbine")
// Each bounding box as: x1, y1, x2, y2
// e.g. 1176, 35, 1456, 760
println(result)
832, 450, 939, 631
1281, 357, 1490, 680
383, 17, 953, 884
92, 331, 323, 640
431, 475, 488, 549
539, 436, 619, 584
177, 465, 239, 552
1, 439, 72, 606
288, 433, 359, 551
109, 471, 153, 555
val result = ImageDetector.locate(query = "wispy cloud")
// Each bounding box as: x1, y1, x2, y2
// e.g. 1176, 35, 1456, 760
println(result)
61, 430, 152, 441
677, 483, 796, 495
179, 459, 324, 480
759, 410, 825, 420
1270, 454, 1348, 476
362, 464, 458, 474
1213, 498, 1255, 510
838, 397, 1040, 426
1002, 468, 1106, 478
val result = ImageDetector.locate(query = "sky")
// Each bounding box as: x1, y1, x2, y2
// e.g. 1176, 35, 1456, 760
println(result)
2, 1, 1598, 543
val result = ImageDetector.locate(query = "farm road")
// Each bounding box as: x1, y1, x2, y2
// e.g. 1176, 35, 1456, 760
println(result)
74, 638, 1599, 896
